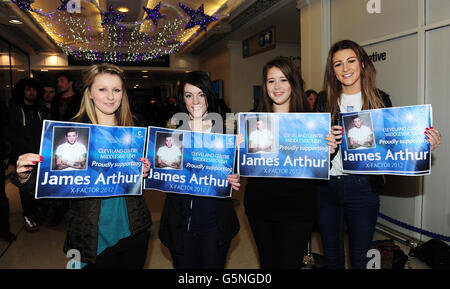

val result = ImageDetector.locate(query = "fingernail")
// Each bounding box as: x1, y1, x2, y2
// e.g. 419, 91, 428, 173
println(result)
139, 158, 142, 161
430, 126, 434, 129
426, 128, 429, 131
26, 167, 31, 170
40, 156, 43, 162
32, 161, 36, 165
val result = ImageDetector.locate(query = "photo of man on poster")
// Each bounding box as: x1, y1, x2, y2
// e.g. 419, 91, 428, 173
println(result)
52, 127, 88, 171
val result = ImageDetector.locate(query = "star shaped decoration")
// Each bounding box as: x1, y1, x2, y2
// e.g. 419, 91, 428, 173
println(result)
143, 2, 164, 27
101, 6, 126, 26
12, 0, 34, 11
179, 3, 218, 31
57, 0, 69, 11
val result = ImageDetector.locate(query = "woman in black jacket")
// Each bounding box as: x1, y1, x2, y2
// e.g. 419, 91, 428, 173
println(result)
13, 63, 152, 269
158, 71, 241, 269
315, 39, 442, 269
244, 57, 338, 269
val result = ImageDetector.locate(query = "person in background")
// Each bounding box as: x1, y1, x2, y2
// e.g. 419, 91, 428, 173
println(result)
6, 77, 43, 233
315, 39, 442, 269
40, 81, 56, 120
12, 63, 152, 269
305, 89, 318, 112
51, 71, 81, 121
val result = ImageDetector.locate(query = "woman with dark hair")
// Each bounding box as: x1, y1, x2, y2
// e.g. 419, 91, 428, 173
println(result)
315, 39, 442, 269
12, 63, 152, 269
158, 70, 241, 269
244, 57, 338, 269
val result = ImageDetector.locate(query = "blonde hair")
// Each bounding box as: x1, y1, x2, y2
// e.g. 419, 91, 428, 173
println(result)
73, 63, 134, 126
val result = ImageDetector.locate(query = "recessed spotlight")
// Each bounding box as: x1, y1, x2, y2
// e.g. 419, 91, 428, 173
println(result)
142, 75, 149, 78
117, 7, 129, 13
141, 70, 149, 73
9, 19, 22, 25
40, 69, 48, 72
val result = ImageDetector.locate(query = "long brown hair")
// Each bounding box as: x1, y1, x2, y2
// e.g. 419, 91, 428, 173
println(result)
73, 63, 134, 126
259, 57, 307, 112
324, 40, 384, 123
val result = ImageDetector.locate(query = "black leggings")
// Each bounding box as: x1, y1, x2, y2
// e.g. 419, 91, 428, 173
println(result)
248, 217, 313, 269
83, 230, 150, 269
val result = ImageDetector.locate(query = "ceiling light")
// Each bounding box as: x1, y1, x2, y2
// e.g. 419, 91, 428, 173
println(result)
117, 7, 129, 13
40, 69, 48, 72
142, 75, 149, 78
141, 70, 149, 73
9, 19, 22, 24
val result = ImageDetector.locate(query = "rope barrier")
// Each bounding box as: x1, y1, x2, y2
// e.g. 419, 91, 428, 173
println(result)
378, 212, 450, 242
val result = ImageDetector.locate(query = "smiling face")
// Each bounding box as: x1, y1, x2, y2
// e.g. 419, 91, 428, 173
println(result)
183, 83, 208, 119
89, 73, 123, 119
332, 48, 362, 94
266, 67, 292, 111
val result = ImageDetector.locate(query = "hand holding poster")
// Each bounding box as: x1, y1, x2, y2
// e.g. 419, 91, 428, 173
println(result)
144, 127, 237, 198
238, 113, 331, 179
340, 104, 432, 175
36, 120, 147, 198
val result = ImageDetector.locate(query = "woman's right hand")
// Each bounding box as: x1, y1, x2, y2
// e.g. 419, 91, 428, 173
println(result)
16, 153, 42, 183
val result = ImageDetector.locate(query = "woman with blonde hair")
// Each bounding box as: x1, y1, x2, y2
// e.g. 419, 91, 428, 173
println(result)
12, 63, 152, 269
315, 40, 442, 269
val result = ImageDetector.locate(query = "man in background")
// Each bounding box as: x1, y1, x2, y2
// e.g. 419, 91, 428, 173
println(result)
51, 72, 81, 121
41, 81, 56, 120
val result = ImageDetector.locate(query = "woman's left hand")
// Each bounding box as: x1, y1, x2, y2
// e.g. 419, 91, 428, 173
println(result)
140, 158, 151, 178
425, 127, 442, 151
227, 174, 241, 191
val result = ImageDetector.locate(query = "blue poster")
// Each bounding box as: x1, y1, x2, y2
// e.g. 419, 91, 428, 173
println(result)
340, 104, 432, 175
144, 127, 237, 198
238, 113, 331, 179
35, 120, 147, 198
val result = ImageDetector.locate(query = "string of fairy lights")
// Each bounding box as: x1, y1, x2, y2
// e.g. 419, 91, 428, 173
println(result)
11, 0, 228, 62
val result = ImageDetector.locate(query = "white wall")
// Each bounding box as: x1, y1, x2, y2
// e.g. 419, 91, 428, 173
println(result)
299, 0, 450, 243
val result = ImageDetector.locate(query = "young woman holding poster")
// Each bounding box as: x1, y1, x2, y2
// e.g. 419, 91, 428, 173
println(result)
315, 39, 442, 269
244, 57, 339, 269
12, 63, 152, 269
158, 71, 241, 269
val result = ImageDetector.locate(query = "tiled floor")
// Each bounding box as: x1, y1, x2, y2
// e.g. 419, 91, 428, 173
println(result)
0, 172, 430, 269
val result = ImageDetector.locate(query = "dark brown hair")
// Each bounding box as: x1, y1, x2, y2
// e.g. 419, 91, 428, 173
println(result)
324, 40, 384, 122
259, 57, 307, 112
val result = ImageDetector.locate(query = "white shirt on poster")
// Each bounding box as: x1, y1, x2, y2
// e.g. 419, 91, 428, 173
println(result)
157, 145, 182, 169
55, 142, 87, 171
331, 92, 363, 176
249, 129, 274, 153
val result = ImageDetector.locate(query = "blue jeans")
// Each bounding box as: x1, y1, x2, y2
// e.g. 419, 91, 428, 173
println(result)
316, 175, 380, 269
